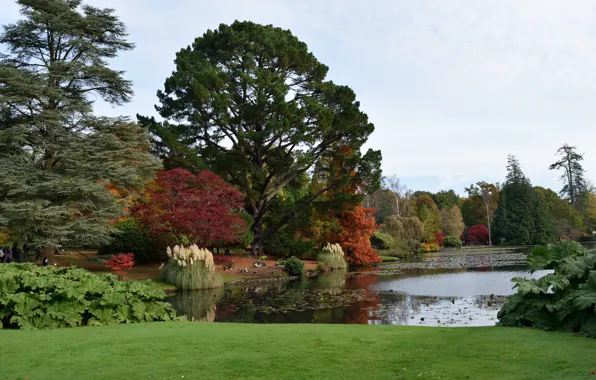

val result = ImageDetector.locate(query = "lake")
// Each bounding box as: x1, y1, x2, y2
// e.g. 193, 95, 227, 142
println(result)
167, 244, 594, 326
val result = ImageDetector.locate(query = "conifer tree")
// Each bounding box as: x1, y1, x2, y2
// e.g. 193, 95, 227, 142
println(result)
493, 156, 556, 245
549, 144, 587, 209
0, 0, 160, 254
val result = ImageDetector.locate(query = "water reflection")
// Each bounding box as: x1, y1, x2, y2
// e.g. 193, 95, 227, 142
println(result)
166, 253, 561, 326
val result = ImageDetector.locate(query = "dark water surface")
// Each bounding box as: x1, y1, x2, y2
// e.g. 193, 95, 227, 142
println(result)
167, 245, 593, 326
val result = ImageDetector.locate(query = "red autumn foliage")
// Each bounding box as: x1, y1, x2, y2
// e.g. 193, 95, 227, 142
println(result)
105, 253, 135, 276
213, 255, 235, 270
467, 224, 489, 245
333, 206, 381, 265
435, 232, 445, 246
133, 169, 246, 245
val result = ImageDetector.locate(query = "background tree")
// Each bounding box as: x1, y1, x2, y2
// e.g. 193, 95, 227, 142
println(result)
460, 195, 485, 227
140, 21, 382, 255
0, 0, 159, 255
383, 175, 407, 216
465, 182, 499, 245
133, 169, 246, 246
414, 195, 442, 242
466, 225, 489, 245
584, 189, 596, 234
432, 190, 460, 210
368, 189, 395, 225
534, 186, 584, 240
549, 144, 587, 209
493, 155, 555, 245
441, 206, 465, 237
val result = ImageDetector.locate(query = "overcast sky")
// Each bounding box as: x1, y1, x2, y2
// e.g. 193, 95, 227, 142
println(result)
2, 0, 595, 195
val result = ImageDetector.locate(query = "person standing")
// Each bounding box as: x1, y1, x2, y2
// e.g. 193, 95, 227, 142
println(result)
0, 247, 4, 263
12, 241, 21, 263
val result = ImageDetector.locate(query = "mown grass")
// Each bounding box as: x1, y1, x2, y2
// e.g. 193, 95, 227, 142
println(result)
2, 323, 596, 380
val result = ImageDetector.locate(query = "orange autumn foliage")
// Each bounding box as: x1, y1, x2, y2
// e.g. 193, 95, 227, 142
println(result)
331, 206, 381, 265
316, 144, 380, 265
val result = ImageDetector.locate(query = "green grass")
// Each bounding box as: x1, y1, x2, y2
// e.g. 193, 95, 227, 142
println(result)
379, 255, 399, 262
2, 323, 596, 380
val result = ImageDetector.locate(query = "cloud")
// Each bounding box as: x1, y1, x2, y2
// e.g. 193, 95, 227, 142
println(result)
2, 0, 595, 192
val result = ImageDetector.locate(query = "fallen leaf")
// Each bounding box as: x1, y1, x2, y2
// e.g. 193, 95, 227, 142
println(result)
313, 344, 319, 348
402, 367, 406, 371
590, 370, 596, 375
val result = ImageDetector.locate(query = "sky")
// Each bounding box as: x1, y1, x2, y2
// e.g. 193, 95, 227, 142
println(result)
2, 0, 596, 195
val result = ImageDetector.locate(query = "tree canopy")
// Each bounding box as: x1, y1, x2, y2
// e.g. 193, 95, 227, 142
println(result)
549, 144, 587, 209
0, 0, 159, 252
140, 21, 381, 254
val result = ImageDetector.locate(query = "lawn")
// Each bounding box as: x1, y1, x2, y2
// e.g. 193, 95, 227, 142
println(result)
2, 323, 596, 380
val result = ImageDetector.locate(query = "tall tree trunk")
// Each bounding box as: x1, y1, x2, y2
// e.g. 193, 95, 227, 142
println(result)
485, 200, 492, 246
250, 222, 265, 257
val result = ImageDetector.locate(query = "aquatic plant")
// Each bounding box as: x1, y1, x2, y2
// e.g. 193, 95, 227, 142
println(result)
161, 245, 223, 290
317, 243, 348, 271
497, 240, 596, 338
0, 263, 176, 329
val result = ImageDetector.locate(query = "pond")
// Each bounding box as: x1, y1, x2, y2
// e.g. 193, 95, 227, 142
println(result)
167, 244, 594, 326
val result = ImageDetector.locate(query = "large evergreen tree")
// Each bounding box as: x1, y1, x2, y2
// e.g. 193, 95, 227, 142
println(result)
140, 21, 382, 254
0, 0, 160, 254
549, 144, 587, 209
492, 155, 555, 245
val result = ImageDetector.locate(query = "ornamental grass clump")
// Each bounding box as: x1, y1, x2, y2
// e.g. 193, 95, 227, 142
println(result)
161, 245, 223, 290
317, 243, 348, 271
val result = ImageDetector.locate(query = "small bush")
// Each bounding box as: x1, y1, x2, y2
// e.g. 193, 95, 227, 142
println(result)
444, 235, 463, 248
213, 255, 235, 270
422, 243, 440, 253
259, 255, 268, 260
370, 231, 396, 250
283, 256, 305, 277
406, 239, 423, 254
435, 232, 445, 246
317, 243, 348, 271
161, 245, 223, 290
104, 253, 135, 276
0, 263, 176, 329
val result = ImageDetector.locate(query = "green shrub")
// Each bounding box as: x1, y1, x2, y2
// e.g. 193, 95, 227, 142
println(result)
406, 239, 423, 254
98, 219, 165, 264
422, 243, 440, 253
370, 231, 396, 250
316, 243, 348, 271
283, 256, 305, 277
0, 263, 176, 329
160, 245, 223, 290
497, 240, 596, 338
444, 235, 463, 248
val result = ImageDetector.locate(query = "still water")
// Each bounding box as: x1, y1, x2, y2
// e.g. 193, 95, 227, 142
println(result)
167, 246, 564, 326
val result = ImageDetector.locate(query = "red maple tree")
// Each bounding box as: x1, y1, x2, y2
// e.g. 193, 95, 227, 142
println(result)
133, 169, 246, 245
466, 224, 489, 245
105, 253, 135, 276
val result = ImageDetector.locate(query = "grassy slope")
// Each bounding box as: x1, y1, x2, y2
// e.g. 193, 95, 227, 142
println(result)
2, 324, 596, 380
